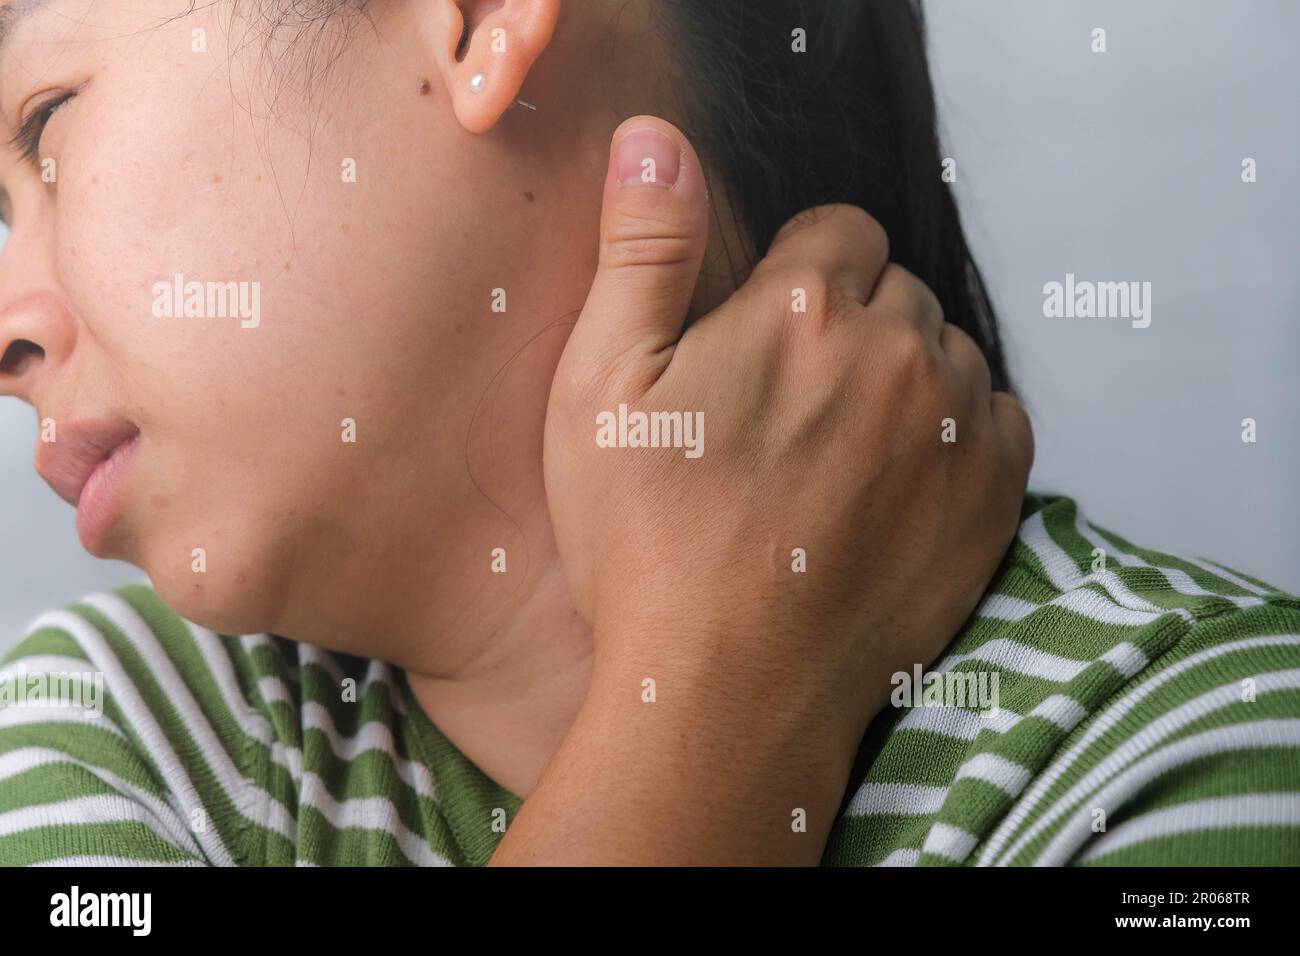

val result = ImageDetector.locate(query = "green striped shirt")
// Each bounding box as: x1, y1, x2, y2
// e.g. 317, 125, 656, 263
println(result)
2, 494, 1298, 865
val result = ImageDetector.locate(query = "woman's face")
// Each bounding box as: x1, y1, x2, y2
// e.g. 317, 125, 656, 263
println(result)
0, 0, 618, 650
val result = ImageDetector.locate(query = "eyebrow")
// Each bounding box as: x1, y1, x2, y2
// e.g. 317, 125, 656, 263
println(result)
0, 0, 49, 58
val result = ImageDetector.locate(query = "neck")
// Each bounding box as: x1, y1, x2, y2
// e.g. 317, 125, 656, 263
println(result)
396, 317, 595, 799
403, 548, 594, 799
389, 163, 747, 801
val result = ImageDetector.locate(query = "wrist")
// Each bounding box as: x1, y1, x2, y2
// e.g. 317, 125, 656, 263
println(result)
577, 634, 861, 862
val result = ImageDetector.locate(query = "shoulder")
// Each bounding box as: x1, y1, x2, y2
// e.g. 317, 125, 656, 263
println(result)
986, 493, 1300, 666
992, 495, 1300, 865
831, 494, 1300, 867
0, 583, 318, 865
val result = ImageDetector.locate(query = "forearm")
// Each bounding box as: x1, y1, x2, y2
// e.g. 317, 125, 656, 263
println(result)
489, 639, 862, 866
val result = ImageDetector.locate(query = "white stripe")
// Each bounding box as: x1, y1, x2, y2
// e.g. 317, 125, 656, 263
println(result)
301, 702, 439, 803
1028, 695, 1091, 733
297, 644, 347, 686
1071, 512, 1147, 571
257, 676, 295, 707
1075, 513, 1265, 609
1099, 642, 1149, 679
954, 753, 1032, 797
1194, 557, 1279, 597
0, 654, 99, 676
997, 669, 1300, 866
917, 752, 1045, 865
1051, 588, 1172, 627
76, 595, 297, 846
297, 771, 452, 866
977, 634, 1300, 866
1020, 511, 1084, 591
0, 793, 204, 862
921, 823, 979, 862
32, 855, 208, 867
936, 639, 1095, 683
979, 575, 1191, 631
1011, 509, 1195, 626
896, 702, 1022, 740
29, 609, 236, 864
844, 782, 947, 817
894, 694, 1087, 745
976, 593, 1039, 623
172, 616, 302, 787
0, 699, 124, 733
0, 747, 203, 856
1030, 720, 1300, 865
875, 848, 919, 867
1078, 793, 1300, 863
297, 646, 406, 715
1152, 566, 1265, 610
239, 634, 300, 685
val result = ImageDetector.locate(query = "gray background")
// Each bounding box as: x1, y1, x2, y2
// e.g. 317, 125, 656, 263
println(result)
1, 0, 1296, 653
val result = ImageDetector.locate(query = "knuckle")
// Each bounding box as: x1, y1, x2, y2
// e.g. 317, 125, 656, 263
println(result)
879, 263, 941, 322
995, 391, 1035, 455
835, 205, 890, 263
601, 210, 698, 272
900, 270, 943, 323
888, 324, 943, 393
771, 204, 840, 246
947, 324, 993, 383
778, 265, 843, 330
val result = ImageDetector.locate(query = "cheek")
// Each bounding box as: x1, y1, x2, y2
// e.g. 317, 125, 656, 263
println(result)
47, 31, 490, 608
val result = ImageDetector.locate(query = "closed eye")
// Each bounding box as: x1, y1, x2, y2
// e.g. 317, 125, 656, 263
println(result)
9, 91, 74, 164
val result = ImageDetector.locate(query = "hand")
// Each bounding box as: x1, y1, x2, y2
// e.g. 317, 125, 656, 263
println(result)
492, 116, 1033, 865
547, 116, 1031, 731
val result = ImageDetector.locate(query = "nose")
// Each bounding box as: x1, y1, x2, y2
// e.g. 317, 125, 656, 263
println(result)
0, 287, 76, 405
0, 226, 77, 406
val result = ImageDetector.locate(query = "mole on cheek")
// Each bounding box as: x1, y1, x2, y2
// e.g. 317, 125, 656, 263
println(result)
418, 78, 431, 96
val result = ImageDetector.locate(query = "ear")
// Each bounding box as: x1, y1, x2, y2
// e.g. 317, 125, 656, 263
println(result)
433, 0, 561, 134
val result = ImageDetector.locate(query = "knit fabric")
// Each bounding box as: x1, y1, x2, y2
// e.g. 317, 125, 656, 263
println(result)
2, 494, 1298, 866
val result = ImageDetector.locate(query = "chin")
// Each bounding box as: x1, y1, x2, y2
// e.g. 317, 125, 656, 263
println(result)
141, 533, 287, 637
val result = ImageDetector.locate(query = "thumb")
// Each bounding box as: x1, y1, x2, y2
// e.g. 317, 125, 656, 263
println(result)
569, 116, 711, 390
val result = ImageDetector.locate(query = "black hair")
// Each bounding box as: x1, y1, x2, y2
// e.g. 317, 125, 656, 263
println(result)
655, 0, 1012, 391
269, 0, 1010, 390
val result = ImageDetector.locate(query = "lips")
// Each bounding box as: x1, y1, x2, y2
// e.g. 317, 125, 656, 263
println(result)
35, 418, 141, 507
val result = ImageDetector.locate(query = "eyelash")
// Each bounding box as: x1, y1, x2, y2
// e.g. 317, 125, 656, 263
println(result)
10, 92, 75, 164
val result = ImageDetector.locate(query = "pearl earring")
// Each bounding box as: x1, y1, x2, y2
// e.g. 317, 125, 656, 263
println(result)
466, 71, 538, 112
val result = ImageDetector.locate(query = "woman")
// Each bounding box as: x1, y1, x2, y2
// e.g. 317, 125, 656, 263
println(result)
1, 0, 1297, 867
